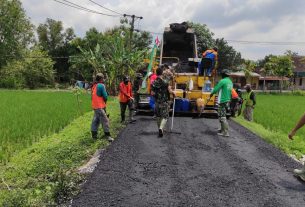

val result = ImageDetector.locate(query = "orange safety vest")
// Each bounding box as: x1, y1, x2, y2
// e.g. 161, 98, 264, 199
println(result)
231, 88, 239, 99
119, 82, 133, 103
91, 83, 106, 109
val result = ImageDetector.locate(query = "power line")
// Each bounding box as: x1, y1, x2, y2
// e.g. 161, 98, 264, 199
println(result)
53, 0, 121, 17
88, 0, 122, 15
227, 40, 305, 45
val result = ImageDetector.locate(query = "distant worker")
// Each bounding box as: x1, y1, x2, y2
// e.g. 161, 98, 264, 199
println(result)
148, 71, 158, 118
288, 112, 305, 180
210, 69, 233, 137
133, 73, 143, 109
230, 88, 239, 117
201, 47, 218, 76
119, 76, 135, 123
149, 71, 158, 86
152, 67, 175, 137
91, 73, 113, 142
243, 84, 256, 121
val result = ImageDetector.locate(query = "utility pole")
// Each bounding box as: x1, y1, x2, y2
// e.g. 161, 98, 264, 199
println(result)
123, 14, 143, 50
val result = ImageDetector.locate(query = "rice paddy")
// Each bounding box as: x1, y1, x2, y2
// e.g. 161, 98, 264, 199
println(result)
0, 90, 91, 162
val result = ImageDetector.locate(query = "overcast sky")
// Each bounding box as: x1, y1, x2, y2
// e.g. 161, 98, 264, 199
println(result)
21, 0, 305, 60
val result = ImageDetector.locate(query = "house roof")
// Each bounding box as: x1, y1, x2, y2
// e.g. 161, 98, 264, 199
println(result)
259, 76, 289, 81
229, 71, 261, 77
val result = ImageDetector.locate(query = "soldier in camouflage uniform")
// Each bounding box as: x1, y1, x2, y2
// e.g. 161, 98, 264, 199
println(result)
152, 67, 175, 137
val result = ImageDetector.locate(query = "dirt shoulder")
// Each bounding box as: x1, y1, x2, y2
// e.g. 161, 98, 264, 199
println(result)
73, 116, 305, 207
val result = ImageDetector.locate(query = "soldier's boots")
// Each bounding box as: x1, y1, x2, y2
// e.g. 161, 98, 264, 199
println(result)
217, 117, 230, 137
158, 119, 167, 137
294, 167, 305, 181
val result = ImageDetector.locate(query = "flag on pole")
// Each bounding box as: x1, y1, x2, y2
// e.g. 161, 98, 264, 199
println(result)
155, 36, 160, 47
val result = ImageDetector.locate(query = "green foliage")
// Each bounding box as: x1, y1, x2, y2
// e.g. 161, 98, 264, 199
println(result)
215, 38, 243, 71
37, 18, 76, 82
0, 90, 91, 163
0, 47, 55, 89
187, 22, 243, 71
239, 59, 257, 83
71, 31, 147, 94
187, 21, 215, 53
0, 0, 34, 68
0, 98, 122, 205
264, 55, 293, 92
235, 94, 305, 158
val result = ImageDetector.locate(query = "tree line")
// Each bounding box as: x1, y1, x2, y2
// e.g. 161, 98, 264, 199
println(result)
3, 0, 295, 92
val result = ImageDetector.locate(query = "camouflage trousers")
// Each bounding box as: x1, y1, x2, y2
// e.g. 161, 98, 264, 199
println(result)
218, 102, 229, 119
243, 105, 253, 121
155, 102, 169, 130
155, 102, 170, 119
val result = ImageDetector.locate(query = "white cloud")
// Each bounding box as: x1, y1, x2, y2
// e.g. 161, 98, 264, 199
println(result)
21, 0, 305, 60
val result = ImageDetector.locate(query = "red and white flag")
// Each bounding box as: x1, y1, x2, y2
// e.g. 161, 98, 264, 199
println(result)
155, 36, 160, 46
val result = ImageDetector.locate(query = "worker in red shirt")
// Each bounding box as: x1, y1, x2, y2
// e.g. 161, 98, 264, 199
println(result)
119, 76, 136, 123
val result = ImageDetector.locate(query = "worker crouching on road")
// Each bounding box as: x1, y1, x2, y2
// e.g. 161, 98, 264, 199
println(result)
91, 73, 114, 142
152, 67, 175, 137
210, 69, 233, 137
119, 75, 136, 123
243, 84, 256, 121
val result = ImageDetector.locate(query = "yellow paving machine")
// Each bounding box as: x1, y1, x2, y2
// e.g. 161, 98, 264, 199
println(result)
137, 22, 218, 115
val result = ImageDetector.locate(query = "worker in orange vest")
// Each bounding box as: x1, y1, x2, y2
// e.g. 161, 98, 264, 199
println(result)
91, 73, 113, 142
119, 76, 136, 123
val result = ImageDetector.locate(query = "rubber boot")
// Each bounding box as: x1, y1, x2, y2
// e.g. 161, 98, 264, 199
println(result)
91, 131, 98, 139
217, 123, 222, 133
129, 109, 136, 123
104, 132, 114, 142
157, 117, 161, 129
217, 117, 229, 137
159, 118, 167, 137
294, 166, 305, 181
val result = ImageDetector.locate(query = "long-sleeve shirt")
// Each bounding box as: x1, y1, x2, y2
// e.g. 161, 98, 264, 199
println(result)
211, 77, 233, 104
119, 82, 133, 103
96, 83, 108, 102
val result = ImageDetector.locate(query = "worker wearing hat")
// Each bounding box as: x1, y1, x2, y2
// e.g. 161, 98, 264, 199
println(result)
243, 84, 256, 121
119, 75, 135, 123
91, 73, 113, 142
210, 69, 233, 137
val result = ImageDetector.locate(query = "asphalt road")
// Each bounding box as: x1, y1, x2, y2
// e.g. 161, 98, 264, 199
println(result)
73, 116, 305, 207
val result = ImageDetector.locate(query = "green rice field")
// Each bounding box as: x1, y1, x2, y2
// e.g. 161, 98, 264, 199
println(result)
253, 94, 305, 135
0, 90, 91, 163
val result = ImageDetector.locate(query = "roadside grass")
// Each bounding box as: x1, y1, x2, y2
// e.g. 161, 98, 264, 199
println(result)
234, 116, 305, 158
252, 94, 305, 136
234, 93, 305, 159
0, 98, 123, 206
0, 90, 91, 163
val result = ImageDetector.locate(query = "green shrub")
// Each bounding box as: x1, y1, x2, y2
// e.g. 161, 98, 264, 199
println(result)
0, 47, 55, 89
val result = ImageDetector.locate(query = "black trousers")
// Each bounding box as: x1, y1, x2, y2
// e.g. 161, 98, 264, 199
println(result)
120, 100, 134, 121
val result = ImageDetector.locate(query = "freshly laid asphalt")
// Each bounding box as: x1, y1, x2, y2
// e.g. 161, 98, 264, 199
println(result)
72, 116, 305, 207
